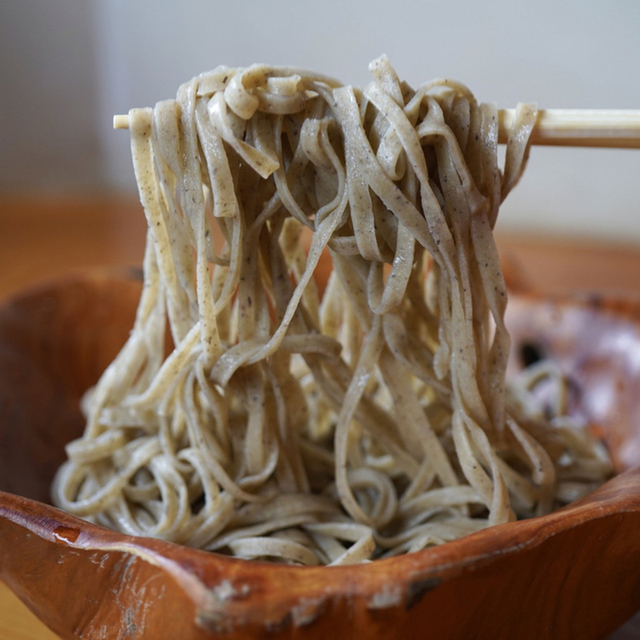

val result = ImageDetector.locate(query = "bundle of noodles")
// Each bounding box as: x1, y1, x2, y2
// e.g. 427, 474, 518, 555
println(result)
52, 57, 612, 565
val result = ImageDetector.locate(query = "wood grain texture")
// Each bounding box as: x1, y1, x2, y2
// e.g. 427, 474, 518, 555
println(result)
1, 194, 640, 640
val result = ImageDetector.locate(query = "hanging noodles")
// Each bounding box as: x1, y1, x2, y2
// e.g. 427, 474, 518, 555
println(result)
52, 57, 612, 565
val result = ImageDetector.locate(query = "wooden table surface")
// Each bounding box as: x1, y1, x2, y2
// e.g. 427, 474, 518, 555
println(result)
1, 193, 640, 639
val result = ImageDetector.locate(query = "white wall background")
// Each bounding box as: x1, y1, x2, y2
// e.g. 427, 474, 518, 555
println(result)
2, 0, 639, 241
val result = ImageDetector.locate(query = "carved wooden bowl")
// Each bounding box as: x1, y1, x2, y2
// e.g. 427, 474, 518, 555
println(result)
1, 272, 640, 640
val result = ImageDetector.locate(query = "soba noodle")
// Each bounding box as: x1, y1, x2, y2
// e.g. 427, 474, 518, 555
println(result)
52, 57, 611, 564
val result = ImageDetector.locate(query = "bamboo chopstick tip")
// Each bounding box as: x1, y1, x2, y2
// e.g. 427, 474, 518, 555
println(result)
113, 115, 130, 130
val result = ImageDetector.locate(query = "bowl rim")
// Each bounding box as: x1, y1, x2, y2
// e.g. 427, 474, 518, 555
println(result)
3, 465, 640, 627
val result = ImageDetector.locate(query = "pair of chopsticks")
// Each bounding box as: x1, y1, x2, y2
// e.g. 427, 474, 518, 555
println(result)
113, 110, 640, 148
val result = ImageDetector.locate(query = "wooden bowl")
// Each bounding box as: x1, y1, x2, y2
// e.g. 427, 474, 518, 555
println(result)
2, 272, 640, 640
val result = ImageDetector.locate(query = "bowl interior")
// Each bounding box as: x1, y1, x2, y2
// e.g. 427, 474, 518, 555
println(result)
3, 275, 640, 500
0, 271, 142, 500
2, 274, 640, 640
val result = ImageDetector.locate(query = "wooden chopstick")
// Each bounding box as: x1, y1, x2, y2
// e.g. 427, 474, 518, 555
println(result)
113, 109, 640, 149
113, 115, 130, 130
499, 109, 640, 149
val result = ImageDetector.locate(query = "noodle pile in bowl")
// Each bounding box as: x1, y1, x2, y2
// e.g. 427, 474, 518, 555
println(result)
52, 57, 611, 565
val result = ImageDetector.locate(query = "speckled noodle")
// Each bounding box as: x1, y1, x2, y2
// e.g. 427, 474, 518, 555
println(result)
51, 57, 612, 564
